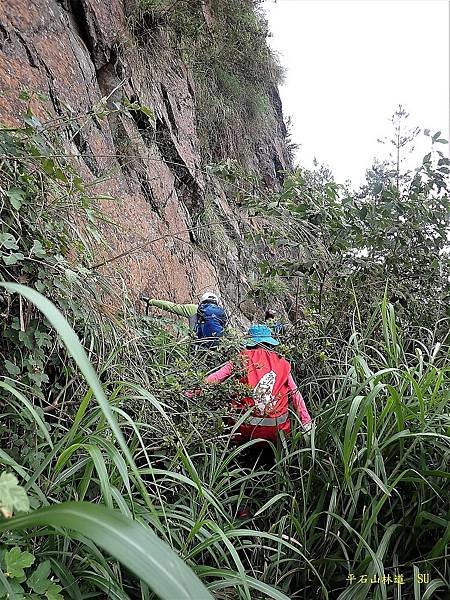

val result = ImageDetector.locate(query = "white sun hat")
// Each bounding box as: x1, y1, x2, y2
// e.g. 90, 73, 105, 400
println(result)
200, 292, 219, 303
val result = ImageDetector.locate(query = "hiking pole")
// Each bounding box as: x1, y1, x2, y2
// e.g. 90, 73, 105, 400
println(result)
139, 295, 150, 316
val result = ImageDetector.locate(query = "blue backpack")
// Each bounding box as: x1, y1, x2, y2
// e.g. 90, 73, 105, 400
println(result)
194, 302, 226, 348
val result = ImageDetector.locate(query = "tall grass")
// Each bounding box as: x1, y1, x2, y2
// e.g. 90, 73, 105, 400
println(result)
1, 284, 449, 599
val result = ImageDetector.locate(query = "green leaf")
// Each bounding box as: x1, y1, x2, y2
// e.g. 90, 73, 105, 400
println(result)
23, 111, 42, 129
0, 283, 129, 458
432, 130, 442, 142
30, 240, 46, 258
421, 578, 447, 599
52, 167, 68, 183
27, 371, 49, 386
0, 233, 19, 250
27, 561, 51, 594
4, 547, 35, 579
41, 159, 55, 176
63, 268, 78, 283
18, 330, 34, 350
139, 104, 156, 122
2, 253, 25, 266
0, 579, 25, 599
0, 502, 213, 600
45, 581, 64, 600
6, 188, 26, 210
4, 360, 20, 376
0, 472, 30, 517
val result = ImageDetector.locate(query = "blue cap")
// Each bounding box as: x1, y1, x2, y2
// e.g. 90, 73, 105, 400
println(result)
246, 323, 279, 347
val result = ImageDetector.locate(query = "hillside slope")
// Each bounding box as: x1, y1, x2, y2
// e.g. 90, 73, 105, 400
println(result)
0, 0, 290, 320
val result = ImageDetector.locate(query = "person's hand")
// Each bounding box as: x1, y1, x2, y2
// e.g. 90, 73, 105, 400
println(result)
302, 420, 314, 444
303, 421, 312, 433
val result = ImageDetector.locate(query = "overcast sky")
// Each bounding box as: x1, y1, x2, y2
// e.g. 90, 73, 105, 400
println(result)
262, 0, 450, 186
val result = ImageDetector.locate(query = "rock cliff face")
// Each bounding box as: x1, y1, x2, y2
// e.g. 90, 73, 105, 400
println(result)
0, 0, 290, 322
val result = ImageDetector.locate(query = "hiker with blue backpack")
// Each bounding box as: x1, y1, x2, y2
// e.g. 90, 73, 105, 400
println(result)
143, 292, 227, 349
265, 308, 285, 337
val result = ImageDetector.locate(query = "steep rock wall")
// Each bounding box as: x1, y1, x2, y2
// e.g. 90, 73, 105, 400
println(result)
0, 0, 290, 321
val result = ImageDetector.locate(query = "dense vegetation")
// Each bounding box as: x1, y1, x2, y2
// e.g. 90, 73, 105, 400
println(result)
1, 3, 449, 599
1, 99, 448, 599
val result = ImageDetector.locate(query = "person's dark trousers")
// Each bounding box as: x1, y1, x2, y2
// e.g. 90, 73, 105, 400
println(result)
231, 440, 277, 519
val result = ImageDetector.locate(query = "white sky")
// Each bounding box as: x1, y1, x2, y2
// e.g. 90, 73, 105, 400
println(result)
262, 0, 450, 186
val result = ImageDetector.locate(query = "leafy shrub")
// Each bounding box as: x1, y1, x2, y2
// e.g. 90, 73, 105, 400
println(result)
0, 112, 110, 409
246, 114, 450, 342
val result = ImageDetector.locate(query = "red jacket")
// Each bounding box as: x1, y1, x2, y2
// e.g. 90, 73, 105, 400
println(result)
206, 348, 312, 442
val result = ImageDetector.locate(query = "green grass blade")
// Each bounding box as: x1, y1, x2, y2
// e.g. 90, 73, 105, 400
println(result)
0, 501, 213, 600
0, 283, 156, 518
0, 380, 53, 448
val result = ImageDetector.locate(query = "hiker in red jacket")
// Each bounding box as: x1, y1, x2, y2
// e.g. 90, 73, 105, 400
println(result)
205, 323, 312, 443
